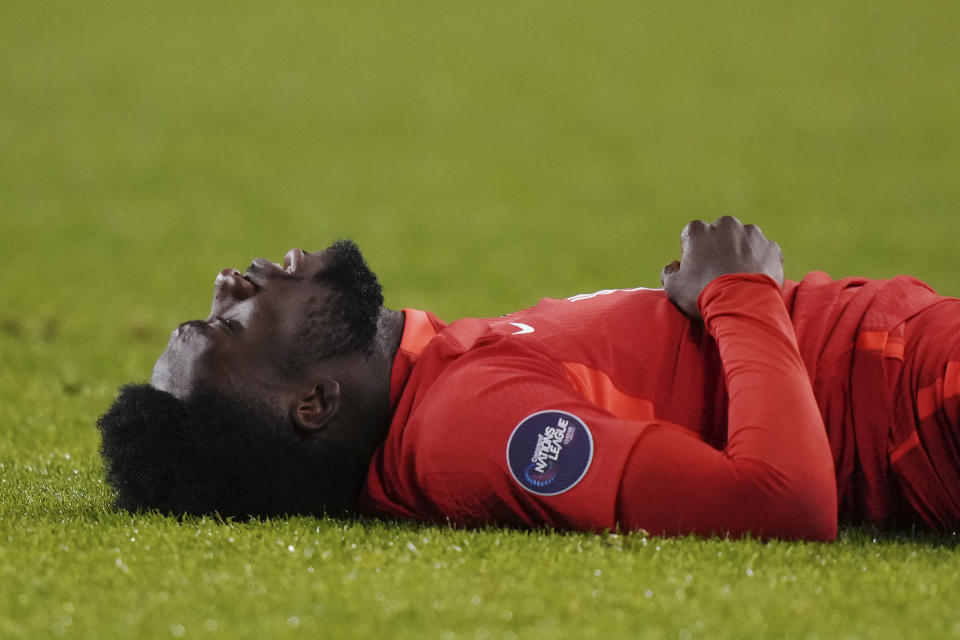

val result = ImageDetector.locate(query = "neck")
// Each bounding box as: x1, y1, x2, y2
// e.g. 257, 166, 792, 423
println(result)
376, 307, 406, 366
366, 307, 405, 436
333, 308, 405, 459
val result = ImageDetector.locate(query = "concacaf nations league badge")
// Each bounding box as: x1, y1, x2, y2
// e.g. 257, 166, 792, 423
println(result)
506, 410, 594, 496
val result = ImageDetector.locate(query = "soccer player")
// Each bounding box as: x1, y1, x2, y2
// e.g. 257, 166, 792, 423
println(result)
97, 217, 960, 541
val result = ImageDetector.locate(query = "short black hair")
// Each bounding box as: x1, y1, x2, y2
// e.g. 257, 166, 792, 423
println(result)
97, 384, 367, 518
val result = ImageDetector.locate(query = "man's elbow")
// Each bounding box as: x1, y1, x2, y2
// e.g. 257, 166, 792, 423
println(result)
785, 464, 838, 542
788, 493, 837, 542
743, 464, 838, 542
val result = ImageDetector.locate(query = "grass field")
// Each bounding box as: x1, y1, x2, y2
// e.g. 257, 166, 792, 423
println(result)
2, 1, 959, 637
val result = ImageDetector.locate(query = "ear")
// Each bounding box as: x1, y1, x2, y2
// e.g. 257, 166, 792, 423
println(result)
290, 379, 341, 435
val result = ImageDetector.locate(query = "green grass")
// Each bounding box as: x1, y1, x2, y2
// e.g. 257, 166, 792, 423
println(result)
1, 0, 959, 637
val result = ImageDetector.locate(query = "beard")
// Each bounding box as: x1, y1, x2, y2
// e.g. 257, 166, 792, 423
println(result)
283, 240, 384, 374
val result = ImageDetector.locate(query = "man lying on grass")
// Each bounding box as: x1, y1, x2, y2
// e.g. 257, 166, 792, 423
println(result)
98, 217, 960, 541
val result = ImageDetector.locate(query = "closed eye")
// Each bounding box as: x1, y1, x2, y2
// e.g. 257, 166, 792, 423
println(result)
217, 316, 240, 333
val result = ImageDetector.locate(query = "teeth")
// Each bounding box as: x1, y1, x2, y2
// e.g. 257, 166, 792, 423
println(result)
283, 250, 299, 273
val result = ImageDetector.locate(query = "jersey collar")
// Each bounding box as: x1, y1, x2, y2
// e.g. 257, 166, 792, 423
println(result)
389, 309, 441, 409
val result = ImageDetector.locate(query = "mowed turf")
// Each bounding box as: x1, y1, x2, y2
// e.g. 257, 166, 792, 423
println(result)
1, 1, 959, 637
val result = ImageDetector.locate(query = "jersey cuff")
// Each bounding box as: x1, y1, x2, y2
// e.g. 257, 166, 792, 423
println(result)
697, 273, 782, 318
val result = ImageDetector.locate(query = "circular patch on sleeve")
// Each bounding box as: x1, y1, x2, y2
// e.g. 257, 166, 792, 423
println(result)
506, 410, 594, 496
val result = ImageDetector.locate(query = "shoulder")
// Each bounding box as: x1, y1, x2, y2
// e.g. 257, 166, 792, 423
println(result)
412, 343, 574, 430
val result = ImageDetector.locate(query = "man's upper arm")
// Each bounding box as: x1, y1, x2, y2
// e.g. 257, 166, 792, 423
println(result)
407, 352, 653, 531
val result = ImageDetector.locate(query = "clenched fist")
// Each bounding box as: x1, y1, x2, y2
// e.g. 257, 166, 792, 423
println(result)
661, 216, 784, 320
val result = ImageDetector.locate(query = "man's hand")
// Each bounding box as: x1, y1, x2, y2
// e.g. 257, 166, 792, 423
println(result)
661, 216, 784, 320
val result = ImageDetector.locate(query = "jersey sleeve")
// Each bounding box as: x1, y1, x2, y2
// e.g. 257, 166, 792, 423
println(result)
617, 274, 837, 540
405, 275, 837, 540
400, 349, 655, 532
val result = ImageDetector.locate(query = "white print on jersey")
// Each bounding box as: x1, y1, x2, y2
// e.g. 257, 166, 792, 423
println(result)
509, 322, 535, 335
566, 286, 661, 303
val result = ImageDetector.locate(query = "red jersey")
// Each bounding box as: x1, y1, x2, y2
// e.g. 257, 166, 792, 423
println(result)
358, 272, 949, 538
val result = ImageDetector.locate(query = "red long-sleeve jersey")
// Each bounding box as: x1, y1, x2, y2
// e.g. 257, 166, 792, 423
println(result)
358, 271, 949, 538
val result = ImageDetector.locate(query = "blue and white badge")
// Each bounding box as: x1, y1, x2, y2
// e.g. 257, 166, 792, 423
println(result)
506, 410, 594, 496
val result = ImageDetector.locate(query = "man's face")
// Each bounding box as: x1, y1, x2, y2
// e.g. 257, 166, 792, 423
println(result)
151, 241, 383, 400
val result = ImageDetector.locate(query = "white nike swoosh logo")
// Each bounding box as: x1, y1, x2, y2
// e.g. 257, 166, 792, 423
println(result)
509, 322, 535, 335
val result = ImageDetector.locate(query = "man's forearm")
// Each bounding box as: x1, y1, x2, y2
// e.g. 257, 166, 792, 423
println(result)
616, 274, 837, 540
703, 274, 837, 537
